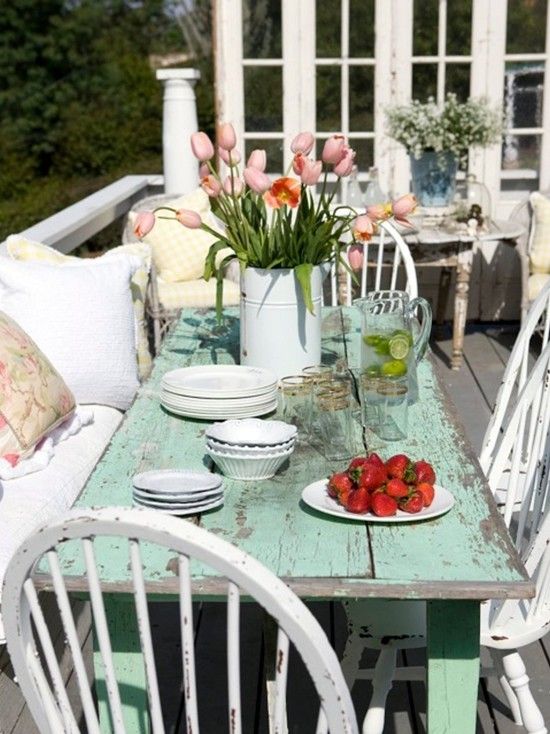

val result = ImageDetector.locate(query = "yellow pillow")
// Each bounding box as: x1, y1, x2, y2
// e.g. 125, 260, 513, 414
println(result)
157, 277, 241, 310
529, 192, 550, 274
6, 236, 152, 379
137, 188, 228, 283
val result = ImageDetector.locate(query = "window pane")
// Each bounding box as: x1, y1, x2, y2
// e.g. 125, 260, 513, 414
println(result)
242, 0, 282, 58
349, 67, 374, 132
506, 0, 547, 54
245, 138, 284, 174
350, 138, 374, 172
446, 0, 472, 54
317, 0, 341, 57
502, 133, 541, 173
504, 63, 544, 128
446, 64, 471, 100
244, 67, 282, 132
413, 64, 437, 101
414, 0, 438, 55
349, 0, 375, 57
317, 66, 342, 131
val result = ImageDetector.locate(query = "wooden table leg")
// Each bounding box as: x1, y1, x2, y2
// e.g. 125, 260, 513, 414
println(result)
427, 600, 480, 733
451, 248, 474, 370
94, 595, 149, 734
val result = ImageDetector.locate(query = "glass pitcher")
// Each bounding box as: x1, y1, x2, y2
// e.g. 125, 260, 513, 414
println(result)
354, 291, 432, 403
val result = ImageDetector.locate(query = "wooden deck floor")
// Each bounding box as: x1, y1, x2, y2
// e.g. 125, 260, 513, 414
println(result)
1, 324, 550, 733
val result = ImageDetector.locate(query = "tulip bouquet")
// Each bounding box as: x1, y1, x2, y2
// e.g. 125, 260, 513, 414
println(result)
134, 122, 417, 319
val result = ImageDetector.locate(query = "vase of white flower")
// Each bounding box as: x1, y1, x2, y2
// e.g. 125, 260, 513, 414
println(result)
409, 150, 458, 207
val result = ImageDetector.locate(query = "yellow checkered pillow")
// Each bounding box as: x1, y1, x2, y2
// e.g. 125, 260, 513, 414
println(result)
529, 192, 550, 274
5, 236, 152, 379
137, 188, 228, 283
157, 277, 240, 310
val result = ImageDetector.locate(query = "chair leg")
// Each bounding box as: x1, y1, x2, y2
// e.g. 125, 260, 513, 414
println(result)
489, 648, 523, 726
501, 650, 547, 734
362, 647, 397, 734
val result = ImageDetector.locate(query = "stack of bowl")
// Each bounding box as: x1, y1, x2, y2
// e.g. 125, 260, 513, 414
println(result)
205, 418, 297, 480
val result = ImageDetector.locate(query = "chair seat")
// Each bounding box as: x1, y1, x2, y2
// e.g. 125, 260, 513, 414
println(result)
528, 272, 550, 303
157, 277, 240, 310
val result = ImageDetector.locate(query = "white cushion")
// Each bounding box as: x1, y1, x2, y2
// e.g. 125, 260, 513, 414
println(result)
0, 257, 140, 410
0, 404, 123, 642
529, 192, 550, 273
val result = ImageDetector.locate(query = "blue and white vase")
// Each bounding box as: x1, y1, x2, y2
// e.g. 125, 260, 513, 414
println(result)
409, 151, 458, 208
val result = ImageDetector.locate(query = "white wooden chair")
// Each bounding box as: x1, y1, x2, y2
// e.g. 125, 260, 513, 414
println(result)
2, 507, 358, 734
331, 342, 550, 734
330, 221, 418, 306
479, 277, 550, 490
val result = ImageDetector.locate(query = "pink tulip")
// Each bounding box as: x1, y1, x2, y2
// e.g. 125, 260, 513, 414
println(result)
353, 214, 375, 242
292, 152, 306, 175
392, 193, 417, 227
244, 166, 271, 194
190, 132, 215, 161
201, 174, 222, 198
218, 147, 241, 166
291, 131, 315, 155
322, 135, 347, 165
199, 163, 209, 178
347, 244, 364, 270
133, 211, 155, 238
218, 122, 237, 150
333, 146, 356, 177
175, 209, 203, 229
366, 202, 392, 221
223, 176, 244, 196
247, 149, 267, 171
300, 159, 322, 186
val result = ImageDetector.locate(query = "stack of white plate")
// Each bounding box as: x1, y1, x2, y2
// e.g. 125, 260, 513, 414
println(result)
160, 365, 278, 420
132, 470, 224, 516
205, 419, 297, 480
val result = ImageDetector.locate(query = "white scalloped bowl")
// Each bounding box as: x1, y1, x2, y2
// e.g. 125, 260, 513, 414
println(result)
206, 444, 294, 480
206, 436, 295, 456
205, 418, 297, 447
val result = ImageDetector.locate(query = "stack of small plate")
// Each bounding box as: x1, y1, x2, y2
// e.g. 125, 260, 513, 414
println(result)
160, 365, 278, 420
132, 470, 224, 515
205, 419, 297, 480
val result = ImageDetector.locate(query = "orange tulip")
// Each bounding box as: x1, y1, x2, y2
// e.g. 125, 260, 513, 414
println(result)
366, 202, 393, 221
353, 214, 375, 242
264, 177, 301, 209
201, 174, 222, 197
292, 152, 306, 175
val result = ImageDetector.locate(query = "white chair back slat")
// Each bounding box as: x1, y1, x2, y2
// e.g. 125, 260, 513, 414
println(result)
81, 539, 126, 733
227, 581, 242, 734
273, 627, 290, 733
480, 279, 550, 474
178, 554, 199, 733
23, 578, 80, 734
48, 547, 104, 734
3, 509, 358, 734
331, 222, 418, 306
129, 539, 165, 734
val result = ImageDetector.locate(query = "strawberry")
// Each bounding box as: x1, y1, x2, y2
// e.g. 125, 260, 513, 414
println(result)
416, 482, 435, 507
371, 492, 398, 517
414, 460, 436, 486
347, 456, 370, 483
346, 487, 371, 514
385, 478, 409, 499
328, 472, 353, 499
358, 463, 387, 492
366, 452, 386, 471
385, 454, 415, 483
400, 491, 423, 514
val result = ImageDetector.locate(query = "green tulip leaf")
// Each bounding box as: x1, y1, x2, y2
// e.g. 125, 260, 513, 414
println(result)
294, 262, 314, 315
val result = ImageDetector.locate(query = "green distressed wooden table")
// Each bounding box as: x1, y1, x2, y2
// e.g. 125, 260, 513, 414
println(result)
47, 307, 533, 733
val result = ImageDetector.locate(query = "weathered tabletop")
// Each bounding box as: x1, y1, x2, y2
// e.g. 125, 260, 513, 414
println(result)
54, 306, 533, 734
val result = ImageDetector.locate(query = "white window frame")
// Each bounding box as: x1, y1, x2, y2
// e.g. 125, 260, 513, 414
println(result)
213, 0, 550, 216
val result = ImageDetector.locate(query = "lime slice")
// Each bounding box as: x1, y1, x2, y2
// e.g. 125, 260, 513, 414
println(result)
363, 334, 382, 346
374, 338, 390, 356
392, 329, 414, 346
364, 364, 381, 377
381, 359, 408, 378
388, 334, 410, 360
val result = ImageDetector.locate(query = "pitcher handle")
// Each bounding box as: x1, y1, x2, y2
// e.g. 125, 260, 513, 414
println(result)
408, 297, 432, 363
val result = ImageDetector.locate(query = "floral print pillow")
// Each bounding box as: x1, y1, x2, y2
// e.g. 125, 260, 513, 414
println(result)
0, 311, 75, 467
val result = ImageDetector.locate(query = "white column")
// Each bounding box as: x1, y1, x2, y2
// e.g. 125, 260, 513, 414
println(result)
156, 68, 201, 195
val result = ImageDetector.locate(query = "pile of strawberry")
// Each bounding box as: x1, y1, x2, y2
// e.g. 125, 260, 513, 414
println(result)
327, 453, 436, 516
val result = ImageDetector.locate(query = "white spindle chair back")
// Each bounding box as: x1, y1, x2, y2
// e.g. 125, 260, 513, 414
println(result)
330, 221, 418, 307
3, 508, 358, 734
480, 278, 550, 476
